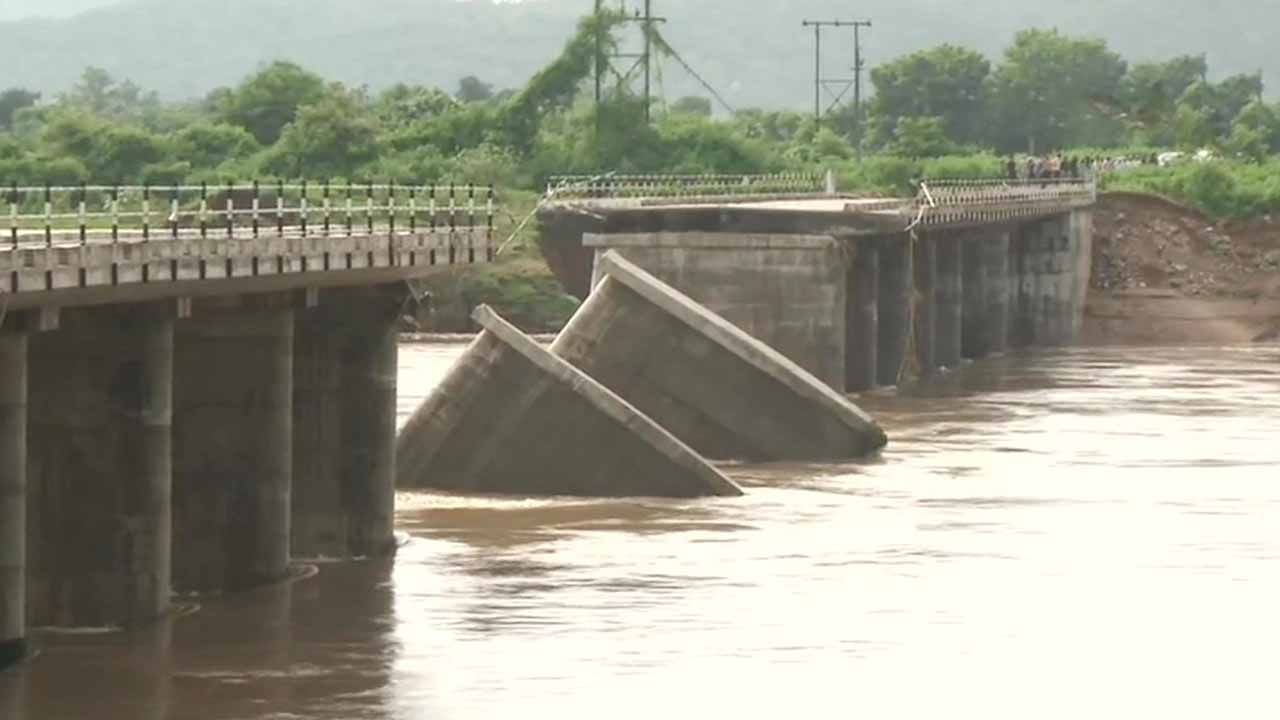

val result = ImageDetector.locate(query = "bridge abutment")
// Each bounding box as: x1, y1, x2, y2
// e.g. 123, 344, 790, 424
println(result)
0, 331, 27, 667
173, 300, 293, 594
26, 304, 174, 628
846, 239, 879, 392
292, 286, 403, 560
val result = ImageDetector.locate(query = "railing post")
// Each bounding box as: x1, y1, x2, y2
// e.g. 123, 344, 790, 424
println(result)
467, 184, 476, 264
43, 184, 51, 248
486, 184, 495, 262
276, 180, 285, 237
322, 180, 332, 236
110, 186, 120, 243
170, 187, 180, 240
77, 182, 87, 246
9, 183, 19, 250
345, 181, 354, 237
388, 180, 397, 236
251, 180, 260, 239
225, 181, 234, 238
447, 184, 456, 265
365, 180, 375, 235
299, 180, 309, 238
199, 182, 208, 240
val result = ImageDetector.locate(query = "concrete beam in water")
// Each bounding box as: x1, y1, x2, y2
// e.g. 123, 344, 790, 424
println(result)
553, 252, 887, 461
584, 232, 847, 390
396, 306, 742, 498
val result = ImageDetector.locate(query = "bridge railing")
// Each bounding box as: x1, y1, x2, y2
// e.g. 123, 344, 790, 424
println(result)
544, 173, 829, 202
916, 178, 1097, 209
4, 181, 497, 254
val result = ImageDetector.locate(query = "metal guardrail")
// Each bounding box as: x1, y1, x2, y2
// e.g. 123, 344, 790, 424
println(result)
4, 181, 497, 253
912, 178, 1097, 227
545, 173, 828, 202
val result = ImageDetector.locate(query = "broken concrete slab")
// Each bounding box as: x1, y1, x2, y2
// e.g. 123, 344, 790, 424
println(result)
551, 251, 888, 461
395, 305, 742, 498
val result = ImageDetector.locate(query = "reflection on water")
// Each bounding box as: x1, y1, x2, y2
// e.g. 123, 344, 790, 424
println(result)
4, 344, 1280, 719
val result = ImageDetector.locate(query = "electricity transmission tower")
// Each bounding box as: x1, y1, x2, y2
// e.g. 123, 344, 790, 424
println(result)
801, 18, 872, 146
594, 0, 666, 122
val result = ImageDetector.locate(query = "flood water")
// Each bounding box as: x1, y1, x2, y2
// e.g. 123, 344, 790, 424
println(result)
3, 343, 1280, 719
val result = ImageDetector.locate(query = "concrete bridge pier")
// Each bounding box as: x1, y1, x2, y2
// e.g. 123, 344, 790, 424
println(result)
293, 285, 405, 560
961, 233, 990, 359
1010, 225, 1038, 348
876, 236, 913, 387
846, 239, 879, 392
173, 299, 293, 594
1, 330, 26, 667
913, 235, 938, 375
984, 231, 1012, 355
26, 304, 175, 629
935, 238, 964, 370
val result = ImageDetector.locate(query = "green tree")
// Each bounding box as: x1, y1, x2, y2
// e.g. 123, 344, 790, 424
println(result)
670, 96, 712, 118
1122, 55, 1206, 126
0, 89, 40, 129
217, 61, 327, 145
456, 76, 495, 103
868, 45, 990, 148
887, 116, 957, 158
172, 122, 262, 170
266, 89, 380, 178
988, 29, 1128, 152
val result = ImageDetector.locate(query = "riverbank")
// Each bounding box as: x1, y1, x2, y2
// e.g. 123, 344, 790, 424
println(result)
1084, 192, 1280, 344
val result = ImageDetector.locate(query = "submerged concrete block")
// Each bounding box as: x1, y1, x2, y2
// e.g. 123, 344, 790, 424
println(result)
552, 251, 888, 461
396, 306, 741, 498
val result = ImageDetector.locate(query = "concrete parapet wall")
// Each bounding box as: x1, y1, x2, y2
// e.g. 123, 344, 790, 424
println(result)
396, 306, 742, 498
0, 333, 27, 666
584, 232, 847, 389
553, 252, 886, 461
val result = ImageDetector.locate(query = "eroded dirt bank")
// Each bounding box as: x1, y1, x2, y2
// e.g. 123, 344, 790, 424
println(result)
1084, 192, 1280, 345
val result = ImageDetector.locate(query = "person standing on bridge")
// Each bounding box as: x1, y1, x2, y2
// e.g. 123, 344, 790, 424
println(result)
1006, 157, 1018, 180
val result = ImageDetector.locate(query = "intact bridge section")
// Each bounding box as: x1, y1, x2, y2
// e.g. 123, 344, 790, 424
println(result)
1, 181, 496, 668
538, 174, 1096, 391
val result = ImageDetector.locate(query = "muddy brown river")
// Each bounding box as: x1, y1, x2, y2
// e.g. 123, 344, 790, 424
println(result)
3, 343, 1279, 719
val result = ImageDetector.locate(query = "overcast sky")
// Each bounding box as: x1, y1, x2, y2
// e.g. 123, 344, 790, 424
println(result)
0, 0, 120, 22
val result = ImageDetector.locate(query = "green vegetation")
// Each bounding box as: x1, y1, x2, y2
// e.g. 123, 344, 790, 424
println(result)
4, 7, 1280, 326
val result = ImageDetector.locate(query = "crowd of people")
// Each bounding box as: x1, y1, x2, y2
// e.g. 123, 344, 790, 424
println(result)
1005, 153, 1160, 180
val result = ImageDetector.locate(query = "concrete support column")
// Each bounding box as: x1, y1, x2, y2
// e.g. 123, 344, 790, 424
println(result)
913, 235, 937, 375
876, 236, 913, 387
1, 332, 26, 668
1010, 224, 1037, 348
934, 237, 964, 370
173, 301, 293, 594
846, 240, 879, 392
984, 231, 1012, 355
26, 306, 173, 628
293, 286, 403, 560
961, 233, 989, 359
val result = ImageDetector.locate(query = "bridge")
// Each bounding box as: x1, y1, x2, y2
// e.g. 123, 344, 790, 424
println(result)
1, 181, 497, 669
538, 173, 1097, 391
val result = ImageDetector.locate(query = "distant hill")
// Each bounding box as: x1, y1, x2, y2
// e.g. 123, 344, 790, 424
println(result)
1, 0, 1276, 108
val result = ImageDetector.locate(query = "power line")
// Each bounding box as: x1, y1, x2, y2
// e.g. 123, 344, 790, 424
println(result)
801, 19, 872, 131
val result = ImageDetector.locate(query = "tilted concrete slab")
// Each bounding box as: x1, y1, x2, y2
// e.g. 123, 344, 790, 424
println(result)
395, 305, 742, 498
551, 251, 888, 461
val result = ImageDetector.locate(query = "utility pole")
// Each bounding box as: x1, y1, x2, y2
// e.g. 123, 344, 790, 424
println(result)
801, 19, 871, 125
595, 1, 665, 123
851, 20, 872, 159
